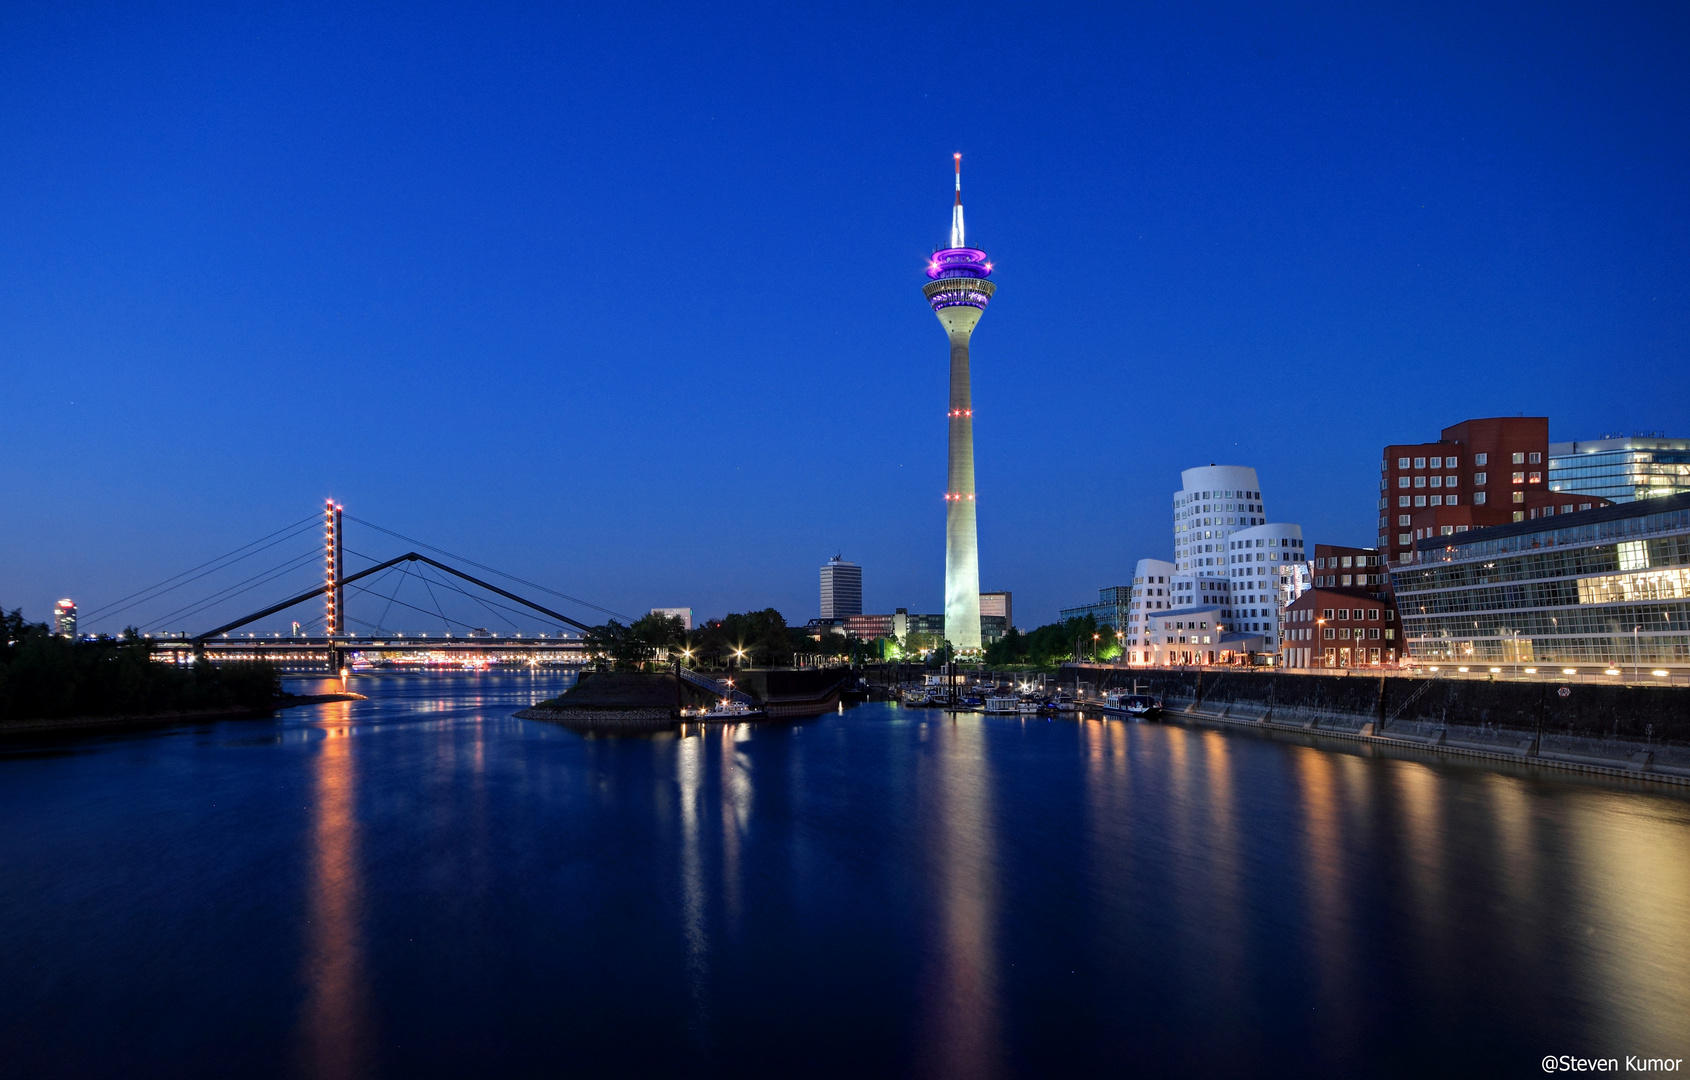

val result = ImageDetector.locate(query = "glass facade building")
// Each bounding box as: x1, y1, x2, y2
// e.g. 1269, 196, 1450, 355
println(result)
1392, 492, 1690, 670
1549, 436, 1690, 504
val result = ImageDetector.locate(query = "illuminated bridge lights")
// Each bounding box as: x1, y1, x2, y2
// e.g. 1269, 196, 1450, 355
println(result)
948, 409, 974, 418
943, 493, 976, 501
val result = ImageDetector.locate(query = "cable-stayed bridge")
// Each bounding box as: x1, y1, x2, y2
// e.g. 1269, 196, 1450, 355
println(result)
82, 502, 621, 673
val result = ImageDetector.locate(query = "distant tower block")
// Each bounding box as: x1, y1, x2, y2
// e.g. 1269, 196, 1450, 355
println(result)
820, 555, 863, 620
54, 599, 77, 639
922, 154, 996, 652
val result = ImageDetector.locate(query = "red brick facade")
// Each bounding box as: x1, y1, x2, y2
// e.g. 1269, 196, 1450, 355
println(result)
1282, 588, 1400, 668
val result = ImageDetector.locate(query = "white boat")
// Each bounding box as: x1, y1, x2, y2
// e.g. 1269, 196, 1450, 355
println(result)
685, 700, 767, 721
1015, 699, 1043, 714
982, 694, 1019, 714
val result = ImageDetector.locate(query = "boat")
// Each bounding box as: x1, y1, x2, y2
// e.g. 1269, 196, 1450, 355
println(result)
983, 694, 1019, 714
1122, 695, 1162, 718
686, 700, 767, 721
1015, 698, 1043, 714
1050, 692, 1078, 713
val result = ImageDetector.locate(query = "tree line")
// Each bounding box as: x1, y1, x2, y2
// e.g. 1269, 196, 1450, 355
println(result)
1, 607, 281, 723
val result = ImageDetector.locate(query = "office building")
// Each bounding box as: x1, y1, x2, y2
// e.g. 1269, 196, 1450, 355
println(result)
54, 599, 76, 639
922, 155, 996, 653
649, 607, 693, 631
979, 590, 1012, 631
1381, 416, 1565, 565
1550, 434, 1690, 503
1393, 492, 1690, 671
819, 556, 863, 620
1060, 587, 1133, 631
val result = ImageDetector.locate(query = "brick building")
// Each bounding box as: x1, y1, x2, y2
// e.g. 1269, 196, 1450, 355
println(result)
1381, 417, 1554, 566
1282, 588, 1400, 669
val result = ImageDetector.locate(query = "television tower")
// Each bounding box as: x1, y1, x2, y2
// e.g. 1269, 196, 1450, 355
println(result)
922, 154, 995, 653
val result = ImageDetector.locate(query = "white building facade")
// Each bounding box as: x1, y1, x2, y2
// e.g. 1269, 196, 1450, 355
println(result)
1224, 523, 1310, 655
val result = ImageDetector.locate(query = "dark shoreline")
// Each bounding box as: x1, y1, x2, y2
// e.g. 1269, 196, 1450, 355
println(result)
0, 692, 366, 738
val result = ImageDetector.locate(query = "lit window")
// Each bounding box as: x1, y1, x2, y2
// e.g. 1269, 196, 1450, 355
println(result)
1512, 491, 1524, 504
1529, 472, 1541, 483
1512, 471, 1525, 484
1513, 511, 1525, 522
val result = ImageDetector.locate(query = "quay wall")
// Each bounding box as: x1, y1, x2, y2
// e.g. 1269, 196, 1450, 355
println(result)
1057, 669, 1690, 746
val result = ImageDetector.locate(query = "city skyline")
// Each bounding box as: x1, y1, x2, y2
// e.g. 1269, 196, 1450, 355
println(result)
4, 4, 1690, 629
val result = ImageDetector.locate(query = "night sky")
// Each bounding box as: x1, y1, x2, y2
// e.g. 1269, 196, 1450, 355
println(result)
4, 2, 1689, 633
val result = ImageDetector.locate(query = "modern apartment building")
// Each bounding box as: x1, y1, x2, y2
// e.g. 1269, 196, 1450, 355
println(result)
819, 556, 863, 620
1060, 587, 1133, 631
1550, 435, 1690, 503
1393, 492, 1690, 671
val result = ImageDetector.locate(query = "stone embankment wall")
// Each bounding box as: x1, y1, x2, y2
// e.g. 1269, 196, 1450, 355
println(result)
1064, 669, 1690, 746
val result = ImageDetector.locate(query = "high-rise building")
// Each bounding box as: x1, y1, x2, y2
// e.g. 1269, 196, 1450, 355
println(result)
921, 154, 995, 653
1549, 435, 1690, 503
1173, 465, 1268, 573
979, 590, 1012, 631
53, 599, 76, 639
819, 557, 862, 620
1381, 417, 1562, 565
650, 607, 694, 631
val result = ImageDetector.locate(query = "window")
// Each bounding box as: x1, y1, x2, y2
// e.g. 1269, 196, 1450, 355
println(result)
1512, 471, 1525, 484
1529, 452, 1541, 464
1322, 609, 1333, 619
1475, 453, 1488, 466
1474, 472, 1486, 485
1513, 511, 1525, 522
1398, 476, 1411, 489
1475, 492, 1487, 505
1428, 456, 1441, 468
1445, 475, 1457, 487
1512, 491, 1524, 504
1529, 471, 1541, 483
1446, 495, 1458, 506
1397, 515, 1410, 526
1398, 496, 1411, 507
1341, 557, 1352, 568
1369, 627, 1381, 639
1315, 558, 1325, 568
1430, 495, 1442, 506
1367, 608, 1380, 620
1512, 452, 1525, 464
1323, 628, 1334, 640
1446, 457, 1459, 468
1412, 457, 1424, 469
1429, 475, 1441, 488
1414, 475, 1426, 488
1398, 532, 1412, 545
1385, 628, 1395, 639
1414, 495, 1427, 507
1397, 456, 1410, 469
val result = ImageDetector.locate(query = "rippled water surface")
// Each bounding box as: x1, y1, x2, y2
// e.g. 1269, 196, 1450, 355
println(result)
3, 674, 1688, 1078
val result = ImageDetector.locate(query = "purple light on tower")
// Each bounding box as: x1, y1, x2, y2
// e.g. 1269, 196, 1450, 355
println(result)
921, 154, 996, 653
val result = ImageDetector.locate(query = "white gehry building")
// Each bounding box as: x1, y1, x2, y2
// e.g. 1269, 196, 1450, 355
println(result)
1224, 522, 1311, 652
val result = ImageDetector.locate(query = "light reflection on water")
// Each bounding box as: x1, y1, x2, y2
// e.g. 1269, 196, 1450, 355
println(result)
0, 678, 1686, 1078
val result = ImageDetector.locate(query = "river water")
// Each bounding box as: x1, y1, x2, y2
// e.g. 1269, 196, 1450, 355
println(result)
2, 674, 1687, 1078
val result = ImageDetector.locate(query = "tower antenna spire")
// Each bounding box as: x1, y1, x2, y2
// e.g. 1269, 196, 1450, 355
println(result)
950, 153, 965, 248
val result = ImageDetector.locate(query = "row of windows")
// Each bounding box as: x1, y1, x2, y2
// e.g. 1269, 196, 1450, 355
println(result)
1396, 535, 1690, 592
1396, 494, 1463, 508
1398, 474, 1459, 489
1394, 455, 1462, 470
1409, 511, 1690, 567
1286, 626, 1394, 640
1405, 636, 1689, 664
1402, 602, 1688, 640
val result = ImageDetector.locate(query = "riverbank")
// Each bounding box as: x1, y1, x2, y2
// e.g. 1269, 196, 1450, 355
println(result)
1156, 703, 1690, 791
0, 691, 366, 738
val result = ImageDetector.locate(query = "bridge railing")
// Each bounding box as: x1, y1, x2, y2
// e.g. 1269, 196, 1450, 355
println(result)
677, 666, 758, 705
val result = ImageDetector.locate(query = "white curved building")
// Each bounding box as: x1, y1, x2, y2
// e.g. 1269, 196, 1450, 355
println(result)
1174, 466, 1267, 574
1224, 522, 1310, 652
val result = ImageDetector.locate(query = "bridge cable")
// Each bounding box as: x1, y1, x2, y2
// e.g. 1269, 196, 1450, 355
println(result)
141, 548, 323, 633
417, 561, 522, 632
344, 515, 630, 621
343, 549, 578, 635
83, 516, 320, 628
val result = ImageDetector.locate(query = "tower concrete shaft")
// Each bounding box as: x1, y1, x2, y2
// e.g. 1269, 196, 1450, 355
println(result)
922, 157, 995, 653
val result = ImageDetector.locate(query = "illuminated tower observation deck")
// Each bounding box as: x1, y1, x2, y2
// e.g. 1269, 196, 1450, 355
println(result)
922, 154, 996, 653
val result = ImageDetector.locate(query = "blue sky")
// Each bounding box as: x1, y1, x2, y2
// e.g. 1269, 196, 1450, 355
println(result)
3, 1, 1688, 632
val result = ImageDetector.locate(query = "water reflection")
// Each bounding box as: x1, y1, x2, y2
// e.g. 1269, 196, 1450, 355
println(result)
677, 730, 709, 1039
294, 716, 370, 1079
1295, 747, 1359, 1065
918, 715, 1003, 1080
